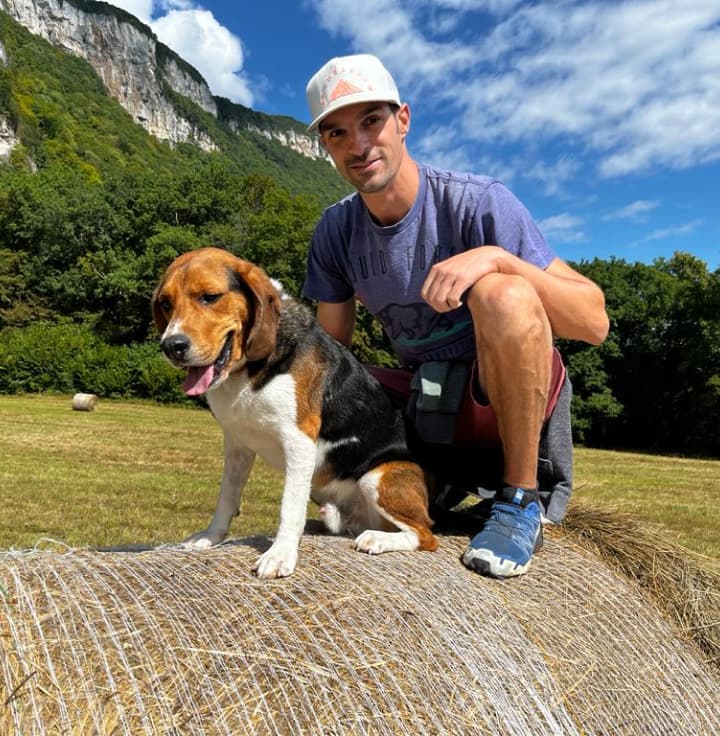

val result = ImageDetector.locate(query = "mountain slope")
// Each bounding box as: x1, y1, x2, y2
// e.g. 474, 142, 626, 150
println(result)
0, 2, 349, 203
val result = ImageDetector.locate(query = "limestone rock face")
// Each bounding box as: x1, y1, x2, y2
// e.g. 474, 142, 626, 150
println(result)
243, 124, 327, 161
0, 0, 326, 160
0, 39, 19, 158
0, 113, 18, 158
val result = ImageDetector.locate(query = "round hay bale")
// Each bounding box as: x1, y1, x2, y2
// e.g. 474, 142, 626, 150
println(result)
0, 520, 718, 735
71, 393, 99, 411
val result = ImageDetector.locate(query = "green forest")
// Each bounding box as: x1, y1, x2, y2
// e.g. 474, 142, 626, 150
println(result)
1, 8, 719, 458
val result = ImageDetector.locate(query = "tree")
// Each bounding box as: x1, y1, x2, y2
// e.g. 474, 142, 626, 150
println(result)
568, 253, 720, 455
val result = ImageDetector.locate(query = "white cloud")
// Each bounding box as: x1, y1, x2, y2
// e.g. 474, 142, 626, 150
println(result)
537, 213, 586, 244
108, 0, 154, 23
525, 156, 581, 197
108, 1, 253, 105
309, 0, 720, 178
418, 0, 521, 11
310, 0, 475, 94
153, 9, 253, 105
158, 0, 195, 9
604, 200, 660, 222
644, 219, 704, 241
414, 124, 519, 182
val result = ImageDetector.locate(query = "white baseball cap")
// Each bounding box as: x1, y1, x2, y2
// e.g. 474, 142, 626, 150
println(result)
306, 54, 401, 132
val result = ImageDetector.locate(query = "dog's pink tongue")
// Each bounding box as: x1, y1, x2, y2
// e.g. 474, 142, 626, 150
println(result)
183, 365, 214, 396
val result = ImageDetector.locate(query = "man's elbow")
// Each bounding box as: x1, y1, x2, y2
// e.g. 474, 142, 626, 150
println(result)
578, 287, 610, 345
586, 311, 610, 346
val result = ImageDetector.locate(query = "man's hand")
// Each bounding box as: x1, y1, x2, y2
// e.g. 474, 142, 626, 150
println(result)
422, 246, 609, 345
420, 247, 504, 312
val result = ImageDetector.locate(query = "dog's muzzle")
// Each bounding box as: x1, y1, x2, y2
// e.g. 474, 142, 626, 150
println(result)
161, 334, 192, 364
161, 331, 236, 397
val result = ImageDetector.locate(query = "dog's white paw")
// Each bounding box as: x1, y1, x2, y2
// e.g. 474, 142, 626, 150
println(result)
354, 530, 393, 555
354, 530, 417, 555
181, 529, 224, 550
253, 541, 298, 579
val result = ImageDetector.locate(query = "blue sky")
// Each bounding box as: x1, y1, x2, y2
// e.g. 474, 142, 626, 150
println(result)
110, 1, 720, 270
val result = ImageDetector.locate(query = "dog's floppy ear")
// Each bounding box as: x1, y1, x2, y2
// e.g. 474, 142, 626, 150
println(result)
234, 261, 281, 361
151, 282, 169, 334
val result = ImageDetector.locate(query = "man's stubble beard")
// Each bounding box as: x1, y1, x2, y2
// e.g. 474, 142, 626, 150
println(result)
350, 150, 403, 195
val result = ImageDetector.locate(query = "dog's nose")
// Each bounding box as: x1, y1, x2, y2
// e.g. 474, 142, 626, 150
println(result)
162, 334, 191, 361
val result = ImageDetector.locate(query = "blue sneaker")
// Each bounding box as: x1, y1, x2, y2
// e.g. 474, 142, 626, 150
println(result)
461, 487, 543, 578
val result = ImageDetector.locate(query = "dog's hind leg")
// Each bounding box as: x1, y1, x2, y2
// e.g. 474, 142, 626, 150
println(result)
353, 461, 439, 554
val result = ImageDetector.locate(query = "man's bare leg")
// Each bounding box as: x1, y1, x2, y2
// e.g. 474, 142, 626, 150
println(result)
461, 272, 552, 577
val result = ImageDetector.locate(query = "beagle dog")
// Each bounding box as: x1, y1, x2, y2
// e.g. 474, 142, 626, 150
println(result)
153, 248, 437, 578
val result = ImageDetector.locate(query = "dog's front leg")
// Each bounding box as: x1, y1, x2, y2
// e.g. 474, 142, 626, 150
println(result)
253, 430, 316, 579
182, 439, 256, 550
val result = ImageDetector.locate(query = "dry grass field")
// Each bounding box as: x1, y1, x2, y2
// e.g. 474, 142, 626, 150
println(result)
0, 394, 718, 558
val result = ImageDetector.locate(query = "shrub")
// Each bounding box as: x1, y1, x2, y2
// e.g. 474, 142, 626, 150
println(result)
0, 321, 186, 402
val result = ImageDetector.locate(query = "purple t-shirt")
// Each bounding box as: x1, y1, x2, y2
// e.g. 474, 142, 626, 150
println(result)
303, 164, 555, 367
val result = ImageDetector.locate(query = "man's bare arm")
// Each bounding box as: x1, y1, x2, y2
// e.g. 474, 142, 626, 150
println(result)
421, 247, 609, 345
316, 298, 357, 347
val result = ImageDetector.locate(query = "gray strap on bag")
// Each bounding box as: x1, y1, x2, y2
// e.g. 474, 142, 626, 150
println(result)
405, 361, 470, 444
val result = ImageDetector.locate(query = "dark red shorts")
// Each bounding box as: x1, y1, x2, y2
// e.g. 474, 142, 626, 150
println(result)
367, 348, 566, 448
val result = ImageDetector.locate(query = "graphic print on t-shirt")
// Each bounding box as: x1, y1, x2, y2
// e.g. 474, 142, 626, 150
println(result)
377, 303, 453, 340
352, 242, 472, 359
349, 243, 453, 285
376, 301, 471, 351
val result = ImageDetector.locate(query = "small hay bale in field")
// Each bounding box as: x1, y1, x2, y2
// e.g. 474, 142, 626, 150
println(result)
0, 520, 719, 735
71, 392, 99, 411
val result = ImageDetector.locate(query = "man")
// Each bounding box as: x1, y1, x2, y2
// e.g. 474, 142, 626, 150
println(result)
302, 54, 609, 578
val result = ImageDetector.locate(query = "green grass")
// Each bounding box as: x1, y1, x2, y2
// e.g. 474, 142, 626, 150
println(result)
0, 395, 718, 558
0, 394, 285, 550
573, 448, 720, 558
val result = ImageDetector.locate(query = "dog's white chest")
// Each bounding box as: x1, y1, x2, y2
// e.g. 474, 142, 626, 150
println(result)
208, 371, 301, 469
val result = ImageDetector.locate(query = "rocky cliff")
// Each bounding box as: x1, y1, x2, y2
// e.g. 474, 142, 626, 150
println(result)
0, 0, 325, 160
0, 37, 19, 156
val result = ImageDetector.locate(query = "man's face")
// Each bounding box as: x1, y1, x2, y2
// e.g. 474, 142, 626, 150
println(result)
318, 102, 410, 194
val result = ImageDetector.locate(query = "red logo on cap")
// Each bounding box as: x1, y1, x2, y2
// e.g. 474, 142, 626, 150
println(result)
319, 64, 375, 107
329, 79, 364, 101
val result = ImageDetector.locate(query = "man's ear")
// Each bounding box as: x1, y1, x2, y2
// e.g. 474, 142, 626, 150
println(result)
398, 102, 411, 139
234, 261, 281, 361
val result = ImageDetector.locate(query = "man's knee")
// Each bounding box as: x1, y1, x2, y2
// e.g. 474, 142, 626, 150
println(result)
467, 273, 549, 342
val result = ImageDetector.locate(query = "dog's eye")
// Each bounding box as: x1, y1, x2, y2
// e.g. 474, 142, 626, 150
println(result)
200, 293, 221, 306
159, 298, 172, 312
